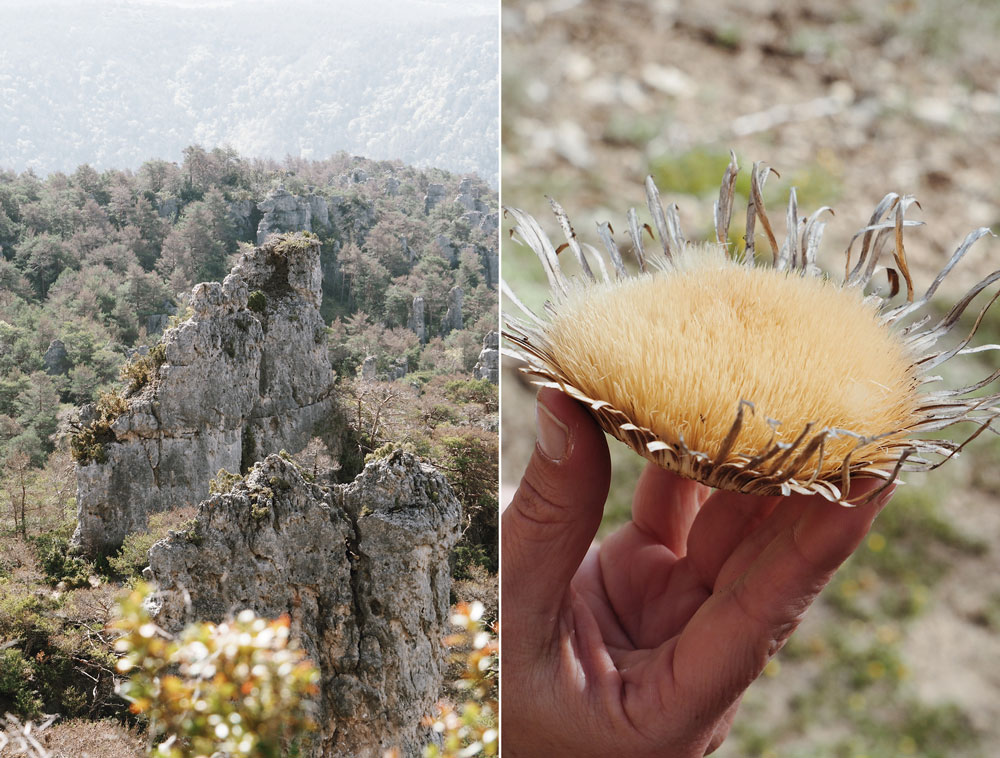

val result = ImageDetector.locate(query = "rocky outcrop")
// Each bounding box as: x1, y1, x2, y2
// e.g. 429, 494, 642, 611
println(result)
147, 451, 462, 758
156, 197, 179, 221
73, 234, 338, 555
480, 212, 499, 235
433, 234, 458, 265
256, 187, 331, 243
441, 286, 463, 336
423, 183, 446, 214
407, 296, 426, 344
481, 246, 499, 288
473, 331, 499, 384
454, 177, 490, 214
228, 198, 255, 241
361, 355, 377, 382
389, 357, 408, 381
43, 339, 70, 376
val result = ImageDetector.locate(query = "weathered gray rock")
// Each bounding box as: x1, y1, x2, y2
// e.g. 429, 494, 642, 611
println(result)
454, 193, 478, 212
310, 195, 330, 229
147, 451, 462, 758
481, 247, 499, 288
328, 196, 377, 244
256, 188, 332, 243
423, 183, 446, 214
473, 330, 499, 384
441, 286, 463, 336
455, 179, 489, 214
384, 176, 400, 196
73, 234, 338, 555
228, 198, 255, 241
389, 357, 408, 381
433, 234, 457, 265
43, 339, 71, 376
156, 197, 179, 221
407, 296, 426, 344
480, 212, 499, 234
361, 355, 377, 382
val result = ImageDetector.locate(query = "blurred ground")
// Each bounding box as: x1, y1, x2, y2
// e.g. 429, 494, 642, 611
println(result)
501, 1, 1000, 755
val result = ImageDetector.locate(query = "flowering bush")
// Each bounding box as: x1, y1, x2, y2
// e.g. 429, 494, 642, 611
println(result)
112, 582, 319, 758
423, 601, 498, 758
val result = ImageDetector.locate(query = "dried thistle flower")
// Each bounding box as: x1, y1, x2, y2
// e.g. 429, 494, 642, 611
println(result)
503, 155, 1000, 505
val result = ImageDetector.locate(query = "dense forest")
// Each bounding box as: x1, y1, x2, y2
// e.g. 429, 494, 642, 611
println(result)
0, 147, 498, 743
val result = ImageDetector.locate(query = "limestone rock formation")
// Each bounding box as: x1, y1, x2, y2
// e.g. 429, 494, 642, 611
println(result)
423, 183, 446, 214
454, 177, 489, 214
480, 211, 499, 234
407, 296, 426, 344
256, 187, 331, 243
481, 246, 499, 288
389, 357, 408, 381
147, 451, 462, 758
441, 286, 463, 336
73, 234, 338, 555
361, 355, 377, 382
43, 339, 70, 376
227, 197, 255, 241
473, 330, 499, 384
433, 234, 458, 265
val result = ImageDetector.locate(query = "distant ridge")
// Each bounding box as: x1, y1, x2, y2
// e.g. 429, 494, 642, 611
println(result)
0, 0, 498, 185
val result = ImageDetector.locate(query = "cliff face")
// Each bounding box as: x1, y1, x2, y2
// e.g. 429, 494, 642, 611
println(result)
73, 234, 338, 555
147, 451, 462, 758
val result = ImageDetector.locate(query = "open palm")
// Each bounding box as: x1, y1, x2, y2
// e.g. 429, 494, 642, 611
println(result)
503, 389, 892, 757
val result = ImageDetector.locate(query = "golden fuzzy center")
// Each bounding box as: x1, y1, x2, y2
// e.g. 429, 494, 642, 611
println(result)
546, 246, 918, 475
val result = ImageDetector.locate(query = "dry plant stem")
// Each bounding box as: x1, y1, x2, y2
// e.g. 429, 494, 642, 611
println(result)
503, 154, 1000, 505
0, 713, 55, 758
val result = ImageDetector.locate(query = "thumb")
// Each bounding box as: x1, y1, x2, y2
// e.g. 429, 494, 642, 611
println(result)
502, 388, 610, 646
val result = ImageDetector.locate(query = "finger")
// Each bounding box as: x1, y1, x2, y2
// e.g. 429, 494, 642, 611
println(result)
631, 464, 710, 557
502, 388, 611, 649
598, 521, 708, 647
671, 479, 895, 715
685, 489, 782, 589
705, 697, 742, 755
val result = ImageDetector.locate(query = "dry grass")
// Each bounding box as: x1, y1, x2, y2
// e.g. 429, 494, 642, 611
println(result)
36, 718, 144, 758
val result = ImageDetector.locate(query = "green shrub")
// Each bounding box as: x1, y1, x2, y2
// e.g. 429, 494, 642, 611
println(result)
450, 544, 492, 582
120, 342, 167, 395
69, 391, 129, 465
31, 531, 93, 588
442, 378, 497, 412
114, 582, 320, 758
109, 508, 201, 579
210, 468, 243, 494
0, 648, 43, 716
248, 290, 267, 313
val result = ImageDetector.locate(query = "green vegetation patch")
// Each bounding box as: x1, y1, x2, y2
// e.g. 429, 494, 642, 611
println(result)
247, 289, 267, 313
108, 507, 199, 579
119, 341, 166, 395
69, 391, 129, 465
31, 530, 94, 588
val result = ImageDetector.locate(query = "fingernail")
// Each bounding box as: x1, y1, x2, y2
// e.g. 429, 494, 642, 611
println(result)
536, 398, 569, 461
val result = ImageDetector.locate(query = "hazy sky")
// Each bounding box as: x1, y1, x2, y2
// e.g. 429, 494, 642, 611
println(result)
0, 0, 499, 182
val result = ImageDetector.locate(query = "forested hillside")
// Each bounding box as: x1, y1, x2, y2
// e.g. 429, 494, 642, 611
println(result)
0, 0, 498, 185
0, 148, 497, 744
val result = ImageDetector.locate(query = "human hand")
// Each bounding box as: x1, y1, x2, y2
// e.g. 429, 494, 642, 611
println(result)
502, 388, 895, 757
